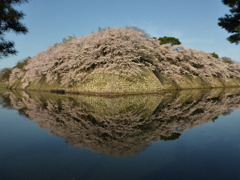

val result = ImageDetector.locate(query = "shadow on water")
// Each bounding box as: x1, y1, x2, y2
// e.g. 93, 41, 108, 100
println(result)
1, 88, 240, 157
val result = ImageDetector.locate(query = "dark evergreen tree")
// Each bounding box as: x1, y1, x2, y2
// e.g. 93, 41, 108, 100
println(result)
210, 52, 219, 59
218, 0, 240, 44
0, 0, 28, 58
158, 36, 181, 46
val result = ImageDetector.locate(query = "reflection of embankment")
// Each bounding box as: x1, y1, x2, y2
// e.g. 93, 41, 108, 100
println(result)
1, 88, 240, 157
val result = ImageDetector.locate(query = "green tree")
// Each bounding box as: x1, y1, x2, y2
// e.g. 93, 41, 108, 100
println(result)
210, 52, 219, 59
218, 0, 240, 44
0, 0, 28, 58
158, 36, 181, 46
0, 68, 11, 81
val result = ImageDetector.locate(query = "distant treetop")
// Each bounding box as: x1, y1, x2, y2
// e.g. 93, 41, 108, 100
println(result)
210, 52, 219, 59
157, 36, 182, 46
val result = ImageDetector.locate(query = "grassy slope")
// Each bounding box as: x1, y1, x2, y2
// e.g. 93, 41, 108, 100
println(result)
3, 66, 240, 94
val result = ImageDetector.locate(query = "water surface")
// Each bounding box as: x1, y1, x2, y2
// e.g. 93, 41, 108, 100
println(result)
1, 89, 240, 180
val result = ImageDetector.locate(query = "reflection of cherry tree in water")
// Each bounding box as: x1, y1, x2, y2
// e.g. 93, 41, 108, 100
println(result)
1, 89, 240, 157
8, 28, 240, 88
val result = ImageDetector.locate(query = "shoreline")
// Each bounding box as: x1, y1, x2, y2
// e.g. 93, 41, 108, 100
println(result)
1, 85, 240, 97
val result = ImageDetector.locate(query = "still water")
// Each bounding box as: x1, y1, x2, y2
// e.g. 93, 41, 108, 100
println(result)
1, 88, 240, 180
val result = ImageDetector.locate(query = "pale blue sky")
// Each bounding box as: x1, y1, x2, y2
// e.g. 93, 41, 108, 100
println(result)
0, 0, 239, 68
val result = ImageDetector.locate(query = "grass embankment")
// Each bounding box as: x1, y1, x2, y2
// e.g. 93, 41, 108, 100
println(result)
4, 70, 240, 96
5, 70, 240, 95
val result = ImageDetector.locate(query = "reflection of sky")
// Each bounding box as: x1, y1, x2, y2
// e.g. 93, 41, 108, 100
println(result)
148, 110, 240, 179
1, 0, 239, 69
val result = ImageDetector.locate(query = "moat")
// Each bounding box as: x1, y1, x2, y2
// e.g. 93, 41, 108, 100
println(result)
1, 88, 240, 180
